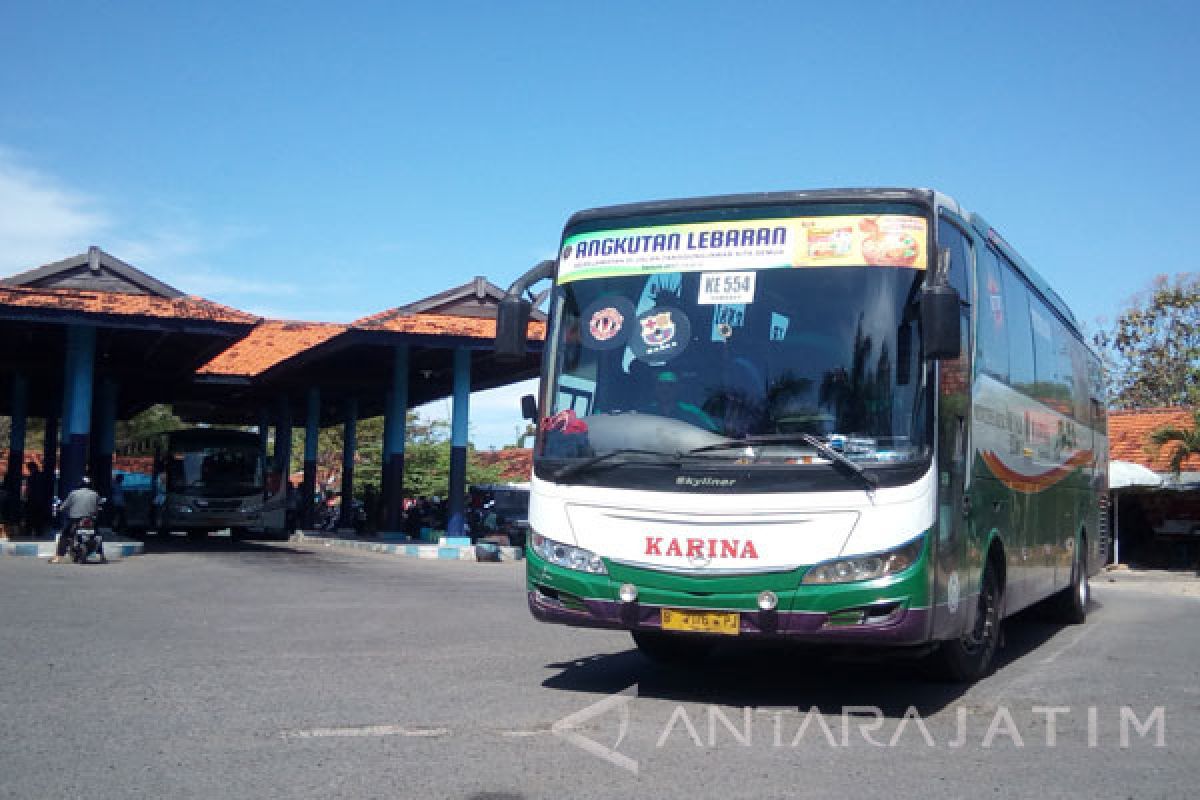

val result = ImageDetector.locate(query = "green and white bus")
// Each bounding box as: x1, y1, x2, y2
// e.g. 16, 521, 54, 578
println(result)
497, 188, 1107, 680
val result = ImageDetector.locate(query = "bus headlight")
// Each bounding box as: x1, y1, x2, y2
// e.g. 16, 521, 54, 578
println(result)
531, 533, 607, 575
170, 504, 193, 515
802, 535, 924, 585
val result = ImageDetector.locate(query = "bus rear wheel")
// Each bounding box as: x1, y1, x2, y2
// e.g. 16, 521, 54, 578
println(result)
927, 563, 1002, 682
631, 631, 716, 665
1050, 536, 1088, 625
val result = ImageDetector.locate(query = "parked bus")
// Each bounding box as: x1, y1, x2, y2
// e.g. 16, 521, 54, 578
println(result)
496, 188, 1107, 680
127, 429, 288, 539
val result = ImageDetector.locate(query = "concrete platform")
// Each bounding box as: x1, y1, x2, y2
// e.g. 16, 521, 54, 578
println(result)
290, 530, 523, 561
0, 532, 144, 559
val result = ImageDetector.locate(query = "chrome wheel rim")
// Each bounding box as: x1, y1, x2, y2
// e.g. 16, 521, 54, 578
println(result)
963, 577, 997, 654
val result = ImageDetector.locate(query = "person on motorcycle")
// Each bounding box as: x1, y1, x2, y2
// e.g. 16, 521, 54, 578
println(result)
49, 476, 105, 564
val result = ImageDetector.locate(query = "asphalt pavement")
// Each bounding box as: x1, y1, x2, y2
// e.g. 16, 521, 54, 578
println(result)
0, 539, 1195, 800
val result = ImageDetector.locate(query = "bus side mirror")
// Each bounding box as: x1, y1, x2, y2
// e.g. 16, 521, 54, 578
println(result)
520, 394, 538, 422
921, 284, 961, 360
496, 295, 532, 359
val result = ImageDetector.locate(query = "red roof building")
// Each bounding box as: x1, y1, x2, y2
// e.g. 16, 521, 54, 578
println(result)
1107, 408, 1200, 473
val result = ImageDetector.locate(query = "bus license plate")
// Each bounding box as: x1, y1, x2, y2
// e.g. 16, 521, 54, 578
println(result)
660, 608, 740, 635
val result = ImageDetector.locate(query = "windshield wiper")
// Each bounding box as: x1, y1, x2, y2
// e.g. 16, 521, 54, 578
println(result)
685, 433, 878, 491
552, 448, 681, 481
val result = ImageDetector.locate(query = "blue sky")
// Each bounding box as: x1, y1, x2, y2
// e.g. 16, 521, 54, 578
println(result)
2, 1, 1197, 447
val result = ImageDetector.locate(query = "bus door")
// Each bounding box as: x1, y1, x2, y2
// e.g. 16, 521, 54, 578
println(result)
931, 216, 974, 640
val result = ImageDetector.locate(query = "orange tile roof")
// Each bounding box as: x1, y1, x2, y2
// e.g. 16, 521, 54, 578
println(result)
197, 319, 347, 377
1108, 407, 1200, 472
0, 285, 257, 324
196, 312, 544, 379
353, 310, 546, 341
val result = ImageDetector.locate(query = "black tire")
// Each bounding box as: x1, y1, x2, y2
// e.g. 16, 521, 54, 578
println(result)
1051, 537, 1089, 625
927, 561, 1003, 682
229, 527, 249, 541
631, 630, 716, 665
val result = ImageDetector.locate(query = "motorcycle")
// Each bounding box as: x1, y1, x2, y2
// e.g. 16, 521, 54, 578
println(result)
69, 514, 106, 564
318, 499, 367, 533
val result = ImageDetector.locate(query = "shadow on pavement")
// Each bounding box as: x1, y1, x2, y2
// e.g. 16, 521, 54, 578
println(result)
541, 601, 1084, 717
131, 533, 313, 556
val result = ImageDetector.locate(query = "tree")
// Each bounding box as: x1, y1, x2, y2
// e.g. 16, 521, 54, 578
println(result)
1149, 408, 1200, 476
299, 411, 503, 501
401, 413, 504, 498
115, 404, 184, 450
1095, 273, 1200, 409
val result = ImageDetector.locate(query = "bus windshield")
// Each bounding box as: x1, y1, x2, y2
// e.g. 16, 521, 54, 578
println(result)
539, 210, 932, 479
167, 444, 264, 497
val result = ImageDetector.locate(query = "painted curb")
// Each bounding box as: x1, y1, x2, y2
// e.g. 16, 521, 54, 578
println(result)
0, 535, 144, 560
290, 531, 523, 562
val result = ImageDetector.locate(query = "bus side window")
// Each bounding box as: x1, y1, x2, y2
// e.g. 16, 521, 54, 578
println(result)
975, 248, 1009, 382
1000, 255, 1036, 394
937, 216, 972, 305
1030, 296, 1067, 412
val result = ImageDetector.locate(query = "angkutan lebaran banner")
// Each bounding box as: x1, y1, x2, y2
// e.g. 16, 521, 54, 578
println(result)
558, 214, 928, 284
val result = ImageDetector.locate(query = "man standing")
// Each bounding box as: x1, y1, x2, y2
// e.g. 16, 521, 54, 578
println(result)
49, 477, 104, 564
110, 473, 127, 533
22, 461, 48, 537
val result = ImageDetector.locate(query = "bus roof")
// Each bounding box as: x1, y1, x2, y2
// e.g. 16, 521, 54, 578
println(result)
966, 211, 1083, 340
564, 187, 936, 228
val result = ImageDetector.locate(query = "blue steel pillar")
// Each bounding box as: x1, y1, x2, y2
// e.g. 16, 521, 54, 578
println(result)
380, 390, 393, 521
275, 395, 293, 532
301, 388, 320, 528
59, 325, 96, 494
382, 345, 409, 532
274, 394, 292, 482
446, 347, 470, 537
338, 397, 357, 530
257, 408, 271, 460
4, 374, 28, 520
92, 377, 118, 500
42, 415, 59, 502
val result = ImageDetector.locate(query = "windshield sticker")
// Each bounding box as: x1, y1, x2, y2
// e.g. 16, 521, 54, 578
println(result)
630, 307, 691, 365
710, 304, 745, 342
698, 271, 756, 305
580, 296, 634, 350
769, 312, 789, 342
559, 214, 927, 283
858, 217, 922, 267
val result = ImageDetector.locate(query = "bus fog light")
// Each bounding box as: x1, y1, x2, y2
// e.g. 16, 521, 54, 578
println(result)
757, 590, 778, 611
619, 583, 638, 603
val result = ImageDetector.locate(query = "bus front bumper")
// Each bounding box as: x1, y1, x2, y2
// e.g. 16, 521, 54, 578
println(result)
527, 550, 934, 646
528, 589, 931, 644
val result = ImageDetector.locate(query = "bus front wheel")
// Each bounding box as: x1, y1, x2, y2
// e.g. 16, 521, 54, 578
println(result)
927, 563, 1002, 682
631, 631, 716, 665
